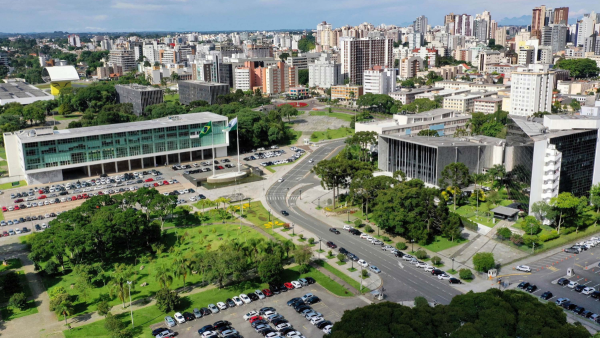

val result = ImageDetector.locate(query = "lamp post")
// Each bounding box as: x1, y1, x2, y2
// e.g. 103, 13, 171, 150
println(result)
318, 197, 320, 208
268, 209, 271, 222
411, 239, 414, 253
452, 258, 455, 272
299, 189, 302, 200
318, 238, 322, 259
360, 266, 363, 293
292, 223, 295, 236
347, 209, 349, 222
127, 281, 134, 328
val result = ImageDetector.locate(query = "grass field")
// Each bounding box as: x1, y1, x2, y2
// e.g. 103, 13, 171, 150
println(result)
309, 111, 355, 122
243, 201, 286, 233
164, 94, 179, 103
421, 236, 467, 253
0, 160, 7, 167
0, 180, 27, 190
310, 127, 354, 142
316, 260, 370, 294
0, 258, 23, 273
0, 147, 6, 159
0, 301, 39, 321
41, 223, 269, 317
64, 265, 351, 338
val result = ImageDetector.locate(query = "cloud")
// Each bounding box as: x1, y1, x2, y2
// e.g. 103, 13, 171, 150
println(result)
94, 15, 108, 21
111, 2, 164, 10
85, 26, 106, 31
569, 8, 587, 18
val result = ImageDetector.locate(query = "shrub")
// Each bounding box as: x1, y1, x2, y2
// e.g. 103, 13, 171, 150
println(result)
472, 253, 495, 272
431, 256, 442, 266
328, 250, 333, 257
561, 227, 576, 235
415, 250, 427, 260
9, 292, 27, 310
382, 236, 391, 242
364, 225, 373, 233
523, 234, 540, 248
539, 230, 559, 242
459, 268, 473, 280
354, 219, 362, 228
45, 260, 59, 275
361, 269, 369, 278
337, 253, 345, 263
299, 234, 304, 240
497, 227, 512, 240
510, 234, 523, 246
97, 300, 112, 316
414, 296, 429, 308
155, 287, 180, 313
308, 237, 315, 244
396, 242, 407, 250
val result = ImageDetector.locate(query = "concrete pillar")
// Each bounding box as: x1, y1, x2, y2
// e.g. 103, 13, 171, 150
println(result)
128, 160, 131, 171
87, 165, 91, 177
190, 151, 193, 162
141, 158, 145, 169
202, 150, 204, 160
178, 153, 181, 164
166, 155, 169, 165
115, 161, 119, 173
154, 156, 157, 167
101, 163, 105, 174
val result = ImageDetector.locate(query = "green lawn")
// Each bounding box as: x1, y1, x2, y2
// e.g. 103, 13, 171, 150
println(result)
421, 236, 467, 253
510, 225, 600, 254
310, 127, 354, 142
0, 147, 6, 159
0, 160, 7, 167
0, 258, 23, 272
316, 260, 370, 294
0, 180, 27, 190
164, 94, 179, 103
42, 223, 269, 317
309, 111, 355, 122
0, 301, 38, 321
243, 201, 286, 234
264, 166, 275, 173
64, 265, 352, 338
454, 204, 505, 228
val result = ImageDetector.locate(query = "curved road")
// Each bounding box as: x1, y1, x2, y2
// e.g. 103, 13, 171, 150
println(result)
266, 141, 463, 304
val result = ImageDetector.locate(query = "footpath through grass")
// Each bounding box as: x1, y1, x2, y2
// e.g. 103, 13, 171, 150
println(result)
54, 113, 82, 121
310, 127, 354, 142
64, 265, 352, 338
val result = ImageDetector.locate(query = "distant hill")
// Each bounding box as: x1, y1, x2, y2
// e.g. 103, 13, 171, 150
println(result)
499, 15, 531, 26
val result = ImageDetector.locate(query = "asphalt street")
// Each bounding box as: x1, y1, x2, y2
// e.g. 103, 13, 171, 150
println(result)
265, 141, 464, 304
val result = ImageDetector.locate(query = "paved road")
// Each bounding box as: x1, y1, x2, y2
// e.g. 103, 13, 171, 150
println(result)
265, 141, 463, 304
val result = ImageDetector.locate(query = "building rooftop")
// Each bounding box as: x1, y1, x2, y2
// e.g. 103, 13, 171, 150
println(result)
115, 84, 163, 92
390, 86, 443, 95
474, 97, 503, 102
510, 116, 546, 137
380, 134, 503, 147
0, 82, 54, 104
179, 80, 229, 87
543, 114, 600, 121
14, 112, 227, 143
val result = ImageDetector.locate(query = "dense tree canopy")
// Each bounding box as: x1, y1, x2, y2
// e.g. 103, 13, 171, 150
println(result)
327, 289, 590, 338
555, 58, 600, 79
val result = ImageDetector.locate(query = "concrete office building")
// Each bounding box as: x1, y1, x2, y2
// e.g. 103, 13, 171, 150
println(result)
474, 97, 503, 114
4, 113, 229, 184
331, 84, 363, 100
378, 134, 504, 186
109, 50, 136, 73
308, 54, 342, 88
340, 37, 394, 85
115, 84, 164, 116
355, 108, 469, 137
390, 86, 443, 105
363, 66, 396, 95
178, 81, 229, 105
510, 64, 555, 117
0, 81, 55, 106
399, 56, 423, 80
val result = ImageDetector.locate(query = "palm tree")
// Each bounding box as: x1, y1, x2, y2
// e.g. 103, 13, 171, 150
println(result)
282, 240, 295, 259
155, 264, 174, 289
108, 264, 131, 309
173, 256, 192, 287
55, 300, 73, 326
245, 238, 263, 260
170, 72, 180, 83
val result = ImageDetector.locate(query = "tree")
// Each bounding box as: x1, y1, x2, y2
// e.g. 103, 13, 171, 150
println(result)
155, 264, 174, 289
9, 292, 27, 310
172, 256, 192, 287
258, 254, 284, 284
555, 58, 600, 79
520, 215, 541, 235
155, 287, 180, 313
431, 256, 442, 266
97, 299, 112, 316
486, 164, 506, 190
298, 69, 309, 86
441, 213, 462, 242
570, 99, 581, 113
472, 252, 495, 272
55, 300, 74, 326
109, 264, 133, 309
550, 192, 581, 234
414, 296, 429, 308
417, 129, 439, 137
459, 268, 473, 280
104, 312, 125, 334
297, 35, 316, 52
337, 253, 346, 263
439, 163, 470, 211
497, 227, 512, 240
293, 245, 312, 271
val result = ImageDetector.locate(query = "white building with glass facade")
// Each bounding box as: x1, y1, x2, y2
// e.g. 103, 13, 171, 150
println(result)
4, 112, 229, 184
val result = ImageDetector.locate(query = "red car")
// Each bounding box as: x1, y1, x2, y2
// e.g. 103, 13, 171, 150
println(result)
2, 231, 7, 237
38, 189, 44, 194
284, 282, 294, 290
2, 206, 7, 212
71, 196, 78, 201
38, 195, 46, 200
82, 193, 89, 199
14, 205, 20, 210
262, 289, 273, 297
98, 191, 104, 195
153, 182, 159, 187
218, 166, 225, 170
13, 198, 23, 203
145, 178, 154, 182
163, 180, 169, 185
249, 316, 263, 324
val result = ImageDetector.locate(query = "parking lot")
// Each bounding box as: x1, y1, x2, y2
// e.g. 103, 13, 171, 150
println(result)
150, 283, 367, 338
507, 237, 600, 326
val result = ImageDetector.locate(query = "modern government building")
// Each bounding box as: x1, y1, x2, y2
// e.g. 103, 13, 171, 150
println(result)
4, 112, 229, 184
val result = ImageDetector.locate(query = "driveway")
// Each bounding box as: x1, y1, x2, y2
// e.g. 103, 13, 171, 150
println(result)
150, 283, 368, 338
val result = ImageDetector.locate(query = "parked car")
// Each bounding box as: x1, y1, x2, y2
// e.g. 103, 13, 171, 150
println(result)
516, 265, 531, 272
557, 278, 570, 286
540, 291, 553, 300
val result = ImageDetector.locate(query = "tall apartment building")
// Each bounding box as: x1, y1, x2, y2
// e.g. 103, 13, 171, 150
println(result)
413, 15, 428, 33
0, 52, 8, 66
68, 34, 81, 48
576, 14, 596, 46
316, 21, 337, 49
531, 5, 547, 40
412, 47, 437, 68
109, 50, 136, 73
541, 24, 568, 53
308, 54, 342, 88
178, 81, 229, 105
554, 7, 569, 25
478, 50, 501, 72
510, 64, 555, 117
244, 44, 273, 58
454, 14, 473, 36
340, 37, 393, 85
494, 29, 507, 47
517, 46, 535, 66
363, 66, 397, 95
233, 61, 297, 95
399, 56, 423, 80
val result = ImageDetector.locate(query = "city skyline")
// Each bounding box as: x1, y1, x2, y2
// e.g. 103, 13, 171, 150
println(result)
0, 0, 597, 33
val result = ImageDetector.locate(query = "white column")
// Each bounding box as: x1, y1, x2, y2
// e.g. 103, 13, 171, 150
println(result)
101, 163, 105, 174
190, 151, 193, 162
178, 153, 181, 164
128, 160, 131, 171
202, 150, 204, 160
115, 161, 119, 173
141, 158, 145, 169
153, 156, 157, 167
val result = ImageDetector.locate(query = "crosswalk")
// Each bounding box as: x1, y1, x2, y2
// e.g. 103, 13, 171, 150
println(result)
266, 194, 287, 201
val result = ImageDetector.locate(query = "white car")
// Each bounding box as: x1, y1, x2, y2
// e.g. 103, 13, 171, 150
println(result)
416, 262, 430, 268
291, 280, 302, 288
301, 293, 314, 301
276, 323, 292, 331
310, 316, 324, 325
438, 274, 451, 280
217, 302, 228, 310
402, 254, 414, 261
358, 259, 368, 268
583, 287, 596, 295
173, 312, 185, 324
305, 311, 322, 320
243, 310, 259, 320
567, 281, 579, 288
14, 228, 21, 234
360, 233, 369, 239
232, 296, 243, 306
343, 225, 352, 231
516, 265, 531, 272
265, 332, 280, 338
202, 331, 217, 338
240, 293, 252, 304
323, 324, 332, 334
208, 304, 219, 313
255, 290, 266, 299
286, 331, 302, 338
278, 178, 284, 183
424, 266, 435, 272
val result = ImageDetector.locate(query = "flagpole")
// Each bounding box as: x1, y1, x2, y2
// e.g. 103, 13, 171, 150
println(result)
236, 115, 240, 173
211, 123, 215, 178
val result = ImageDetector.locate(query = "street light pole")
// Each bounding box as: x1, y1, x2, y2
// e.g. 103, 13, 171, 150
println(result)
299, 189, 302, 200
360, 266, 363, 293
292, 223, 295, 236
318, 238, 322, 259
452, 258, 455, 271
411, 239, 414, 253
127, 281, 134, 328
